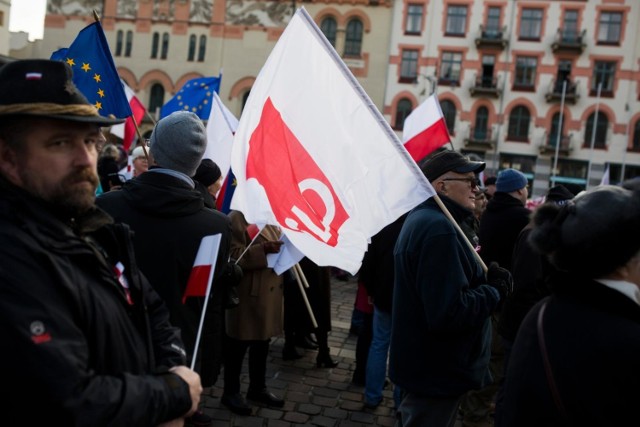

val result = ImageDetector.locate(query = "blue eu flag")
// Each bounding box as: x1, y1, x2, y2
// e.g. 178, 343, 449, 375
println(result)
160, 76, 221, 120
51, 22, 131, 119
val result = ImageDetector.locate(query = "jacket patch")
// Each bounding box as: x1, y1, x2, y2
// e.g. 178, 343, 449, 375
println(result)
30, 321, 51, 344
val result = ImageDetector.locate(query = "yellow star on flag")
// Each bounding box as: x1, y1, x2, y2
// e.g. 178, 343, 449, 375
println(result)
81, 63, 91, 72
94, 101, 102, 110
66, 58, 75, 67
97, 89, 105, 98
93, 74, 101, 83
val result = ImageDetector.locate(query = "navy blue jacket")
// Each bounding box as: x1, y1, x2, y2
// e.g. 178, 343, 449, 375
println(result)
390, 196, 500, 397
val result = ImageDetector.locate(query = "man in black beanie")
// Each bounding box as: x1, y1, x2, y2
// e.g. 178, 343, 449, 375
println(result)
193, 158, 223, 209
98, 111, 232, 426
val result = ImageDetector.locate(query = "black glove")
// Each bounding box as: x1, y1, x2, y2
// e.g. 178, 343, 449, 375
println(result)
487, 262, 514, 301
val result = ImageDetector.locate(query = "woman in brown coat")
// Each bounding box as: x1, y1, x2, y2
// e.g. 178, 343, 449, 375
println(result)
221, 210, 286, 415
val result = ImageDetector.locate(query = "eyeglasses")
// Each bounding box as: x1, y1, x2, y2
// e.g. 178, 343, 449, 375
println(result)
441, 177, 480, 189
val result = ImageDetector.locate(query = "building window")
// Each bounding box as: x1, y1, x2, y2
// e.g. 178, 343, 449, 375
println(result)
633, 120, 640, 152
440, 100, 456, 135
0, 11, 4, 27
161, 32, 170, 60
395, 98, 413, 130
585, 113, 608, 149
507, 105, 530, 141
151, 32, 159, 59
400, 50, 419, 83
486, 7, 501, 34
320, 17, 337, 47
514, 56, 537, 90
188, 35, 196, 61
344, 19, 363, 57
439, 52, 462, 85
406, 4, 423, 35
473, 107, 489, 140
519, 8, 543, 40
149, 83, 165, 118
198, 35, 206, 62
562, 10, 579, 42
499, 154, 536, 176
445, 5, 467, 36
115, 30, 123, 57
592, 61, 616, 95
125, 31, 133, 57
598, 11, 622, 44
242, 90, 251, 112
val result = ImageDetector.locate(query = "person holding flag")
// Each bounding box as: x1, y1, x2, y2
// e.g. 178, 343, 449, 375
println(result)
97, 111, 232, 426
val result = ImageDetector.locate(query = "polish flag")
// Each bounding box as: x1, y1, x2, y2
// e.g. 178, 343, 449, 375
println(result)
230, 8, 434, 274
182, 234, 222, 303
402, 95, 451, 162
110, 80, 147, 152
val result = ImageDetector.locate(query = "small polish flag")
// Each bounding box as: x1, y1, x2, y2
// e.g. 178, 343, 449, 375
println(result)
182, 234, 222, 303
402, 95, 451, 162
25, 73, 43, 80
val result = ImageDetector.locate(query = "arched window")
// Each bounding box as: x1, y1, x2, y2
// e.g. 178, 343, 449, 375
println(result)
125, 30, 133, 57
440, 100, 456, 135
507, 105, 530, 141
633, 120, 640, 152
474, 106, 489, 140
585, 112, 608, 149
344, 19, 363, 56
149, 83, 165, 118
241, 90, 251, 112
151, 32, 159, 59
161, 32, 170, 60
188, 34, 196, 61
320, 17, 337, 47
548, 112, 563, 146
115, 30, 123, 56
198, 35, 207, 62
394, 98, 413, 130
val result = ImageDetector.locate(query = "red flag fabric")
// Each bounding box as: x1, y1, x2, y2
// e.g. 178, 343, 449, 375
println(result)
182, 234, 222, 303
110, 80, 146, 151
402, 95, 451, 162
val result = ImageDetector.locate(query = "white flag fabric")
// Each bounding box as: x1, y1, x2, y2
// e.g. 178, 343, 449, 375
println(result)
267, 234, 305, 275
204, 92, 238, 184
230, 8, 434, 274
599, 164, 610, 186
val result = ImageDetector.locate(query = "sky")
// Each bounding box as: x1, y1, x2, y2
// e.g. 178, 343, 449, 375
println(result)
9, 0, 47, 41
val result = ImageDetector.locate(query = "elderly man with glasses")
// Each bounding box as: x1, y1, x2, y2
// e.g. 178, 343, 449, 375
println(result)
390, 150, 512, 427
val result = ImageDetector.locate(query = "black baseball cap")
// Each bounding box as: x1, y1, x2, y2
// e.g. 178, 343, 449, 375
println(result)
420, 150, 486, 182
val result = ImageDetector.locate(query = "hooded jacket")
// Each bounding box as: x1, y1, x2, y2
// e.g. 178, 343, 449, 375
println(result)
97, 169, 231, 386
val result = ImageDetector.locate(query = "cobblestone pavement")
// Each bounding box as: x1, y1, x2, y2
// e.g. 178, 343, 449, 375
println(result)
199, 275, 401, 427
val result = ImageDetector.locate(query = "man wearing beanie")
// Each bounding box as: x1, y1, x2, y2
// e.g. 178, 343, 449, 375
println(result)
390, 150, 510, 427
97, 111, 232, 426
193, 158, 223, 209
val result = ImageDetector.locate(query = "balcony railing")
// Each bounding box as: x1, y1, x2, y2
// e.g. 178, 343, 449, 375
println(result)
551, 28, 586, 54
469, 75, 501, 98
539, 134, 573, 155
545, 79, 579, 104
475, 25, 509, 49
464, 127, 495, 150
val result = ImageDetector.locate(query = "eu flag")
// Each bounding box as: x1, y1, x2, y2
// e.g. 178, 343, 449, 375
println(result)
50, 22, 131, 119
161, 76, 221, 120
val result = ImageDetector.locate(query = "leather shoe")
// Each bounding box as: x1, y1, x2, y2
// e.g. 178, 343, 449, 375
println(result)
221, 393, 252, 416
246, 388, 285, 408
294, 335, 318, 350
186, 410, 212, 426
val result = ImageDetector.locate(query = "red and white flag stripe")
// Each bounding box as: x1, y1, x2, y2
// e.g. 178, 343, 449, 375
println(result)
182, 234, 222, 303
111, 79, 146, 152
402, 95, 451, 162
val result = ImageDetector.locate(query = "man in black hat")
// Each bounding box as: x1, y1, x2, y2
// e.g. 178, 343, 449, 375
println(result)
0, 59, 202, 425
390, 150, 512, 427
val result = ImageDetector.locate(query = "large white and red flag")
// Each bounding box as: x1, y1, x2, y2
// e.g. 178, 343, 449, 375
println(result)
204, 92, 238, 186
402, 94, 451, 162
110, 79, 146, 151
230, 8, 434, 274
182, 234, 222, 303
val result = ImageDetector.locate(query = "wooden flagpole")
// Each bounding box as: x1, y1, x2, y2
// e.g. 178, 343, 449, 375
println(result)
291, 264, 318, 328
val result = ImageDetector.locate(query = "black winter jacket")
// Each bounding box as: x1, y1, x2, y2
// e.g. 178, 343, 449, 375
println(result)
0, 179, 191, 426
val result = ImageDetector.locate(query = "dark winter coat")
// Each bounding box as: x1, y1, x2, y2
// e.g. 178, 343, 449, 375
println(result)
478, 192, 530, 270
97, 169, 231, 386
390, 196, 500, 397
500, 279, 640, 426
0, 179, 191, 426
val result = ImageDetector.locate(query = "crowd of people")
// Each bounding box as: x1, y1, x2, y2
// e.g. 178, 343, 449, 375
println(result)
2, 58, 640, 427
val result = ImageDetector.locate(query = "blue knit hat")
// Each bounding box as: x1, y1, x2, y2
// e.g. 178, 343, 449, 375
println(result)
496, 169, 528, 193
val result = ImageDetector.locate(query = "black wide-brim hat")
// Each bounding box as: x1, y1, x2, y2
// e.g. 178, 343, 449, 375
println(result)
0, 59, 124, 125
